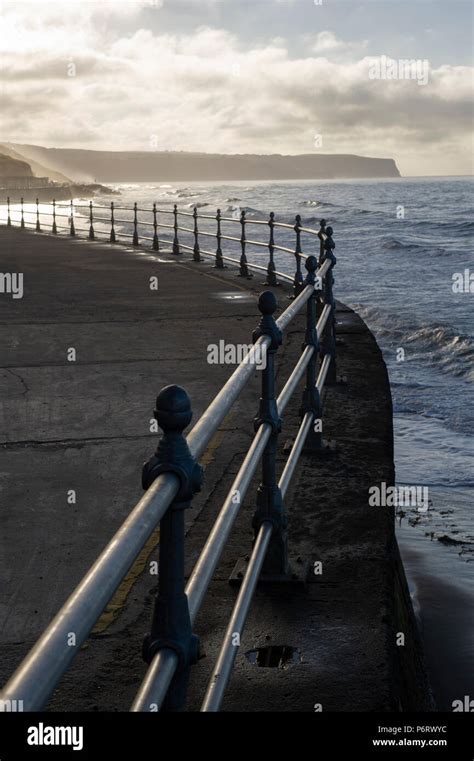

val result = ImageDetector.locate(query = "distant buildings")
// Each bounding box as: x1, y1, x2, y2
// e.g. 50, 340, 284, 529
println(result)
0, 176, 53, 190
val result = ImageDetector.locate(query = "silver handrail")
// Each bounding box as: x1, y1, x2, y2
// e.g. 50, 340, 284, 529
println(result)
0, 274, 326, 711
1, 198, 337, 713
130, 279, 333, 712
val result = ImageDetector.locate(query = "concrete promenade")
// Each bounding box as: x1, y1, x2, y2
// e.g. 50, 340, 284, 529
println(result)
0, 226, 432, 711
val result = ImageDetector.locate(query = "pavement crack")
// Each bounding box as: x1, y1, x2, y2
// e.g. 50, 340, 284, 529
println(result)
4, 368, 29, 396
0, 434, 156, 450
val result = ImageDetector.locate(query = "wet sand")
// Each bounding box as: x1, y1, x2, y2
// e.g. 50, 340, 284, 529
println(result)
398, 524, 474, 710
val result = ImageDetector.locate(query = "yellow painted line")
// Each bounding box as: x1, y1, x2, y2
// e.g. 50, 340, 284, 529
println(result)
91, 526, 161, 636
199, 412, 233, 467
90, 413, 234, 636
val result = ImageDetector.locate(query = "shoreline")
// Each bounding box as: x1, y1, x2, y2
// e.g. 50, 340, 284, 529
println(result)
397, 522, 474, 710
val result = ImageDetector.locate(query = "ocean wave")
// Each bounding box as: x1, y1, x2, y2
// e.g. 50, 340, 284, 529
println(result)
355, 306, 474, 381
381, 237, 422, 250
298, 200, 339, 209
223, 205, 264, 218
295, 216, 325, 227
430, 218, 474, 233
392, 404, 420, 414
158, 187, 203, 199
405, 324, 473, 355
454, 219, 474, 231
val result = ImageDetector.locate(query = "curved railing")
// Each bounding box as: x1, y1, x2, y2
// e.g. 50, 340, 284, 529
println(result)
2, 196, 330, 294
0, 195, 338, 712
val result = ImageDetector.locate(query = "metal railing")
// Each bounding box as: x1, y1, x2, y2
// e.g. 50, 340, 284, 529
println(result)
0, 196, 338, 712
2, 196, 331, 294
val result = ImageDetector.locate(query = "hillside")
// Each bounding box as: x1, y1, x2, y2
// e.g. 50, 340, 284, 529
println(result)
0, 144, 72, 184
5, 143, 401, 182
0, 153, 33, 177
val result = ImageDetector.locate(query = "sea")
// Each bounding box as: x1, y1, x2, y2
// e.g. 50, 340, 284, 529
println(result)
3, 176, 473, 708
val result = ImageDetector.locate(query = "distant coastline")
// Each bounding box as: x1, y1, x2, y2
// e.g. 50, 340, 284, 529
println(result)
4, 142, 401, 183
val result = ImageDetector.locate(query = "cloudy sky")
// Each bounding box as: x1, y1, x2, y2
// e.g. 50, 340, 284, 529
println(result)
1, 0, 472, 175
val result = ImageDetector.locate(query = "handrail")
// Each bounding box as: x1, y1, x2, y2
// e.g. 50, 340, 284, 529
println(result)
0, 196, 338, 712
2, 197, 329, 291
200, 352, 332, 712
130, 270, 335, 712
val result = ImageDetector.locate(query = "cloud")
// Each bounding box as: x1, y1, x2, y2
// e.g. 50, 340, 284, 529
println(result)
312, 31, 344, 53
0, 1, 472, 175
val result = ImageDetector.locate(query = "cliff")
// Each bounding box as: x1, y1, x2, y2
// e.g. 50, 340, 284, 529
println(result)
5, 143, 401, 182
0, 153, 33, 178
0, 145, 71, 184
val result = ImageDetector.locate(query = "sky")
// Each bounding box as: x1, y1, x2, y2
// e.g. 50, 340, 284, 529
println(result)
1, 0, 473, 176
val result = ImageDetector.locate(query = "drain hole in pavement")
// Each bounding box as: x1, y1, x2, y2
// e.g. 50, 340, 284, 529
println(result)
245, 646, 300, 669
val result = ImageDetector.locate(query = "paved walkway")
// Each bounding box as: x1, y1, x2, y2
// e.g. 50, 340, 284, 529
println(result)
0, 226, 431, 711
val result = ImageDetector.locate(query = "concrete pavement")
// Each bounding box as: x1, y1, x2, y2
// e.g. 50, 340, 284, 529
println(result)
0, 226, 432, 711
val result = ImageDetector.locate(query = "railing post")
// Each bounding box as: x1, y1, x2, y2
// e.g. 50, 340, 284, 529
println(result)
251, 292, 288, 578
238, 209, 252, 278
35, 198, 41, 232
52, 199, 57, 234
265, 212, 279, 286
214, 208, 225, 268
292, 214, 304, 297
70, 200, 75, 237
320, 225, 337, 384
110, 202, 116, 243
318, 218, 326, 265
141, 385, 203, 712
300, 255, 323, 450
152, 203, 159, 251
316, 219, 326, 319
20, 197, 25, 229
7, 196, 11, 226
88, 201, 94, 240
192, 206, 201, 262
172, 204, 180, 255
133, 201, 139, 246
